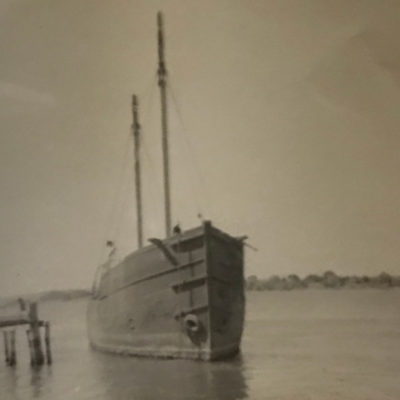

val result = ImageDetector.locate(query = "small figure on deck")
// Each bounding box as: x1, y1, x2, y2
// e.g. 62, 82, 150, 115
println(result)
106, 240, 116, 259
172, 224, 181, 235
17, 298, 26, 311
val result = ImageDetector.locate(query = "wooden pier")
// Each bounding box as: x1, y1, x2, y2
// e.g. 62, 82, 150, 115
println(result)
0, 300, 51, 366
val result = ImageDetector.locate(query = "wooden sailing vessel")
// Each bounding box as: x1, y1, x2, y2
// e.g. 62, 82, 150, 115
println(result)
87, 13, 245, 361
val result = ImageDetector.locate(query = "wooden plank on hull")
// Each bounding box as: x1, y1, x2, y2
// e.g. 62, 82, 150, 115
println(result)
171, 275, 207, 292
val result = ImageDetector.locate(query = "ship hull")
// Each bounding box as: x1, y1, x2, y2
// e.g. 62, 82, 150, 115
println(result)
87, 222, 245, 361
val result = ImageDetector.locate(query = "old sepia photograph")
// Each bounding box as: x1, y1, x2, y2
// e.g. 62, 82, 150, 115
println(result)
1, 1, 399, 399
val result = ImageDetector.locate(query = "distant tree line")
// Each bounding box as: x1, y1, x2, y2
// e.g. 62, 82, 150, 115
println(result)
0, 289, 91, 309
246, 271, 400, 291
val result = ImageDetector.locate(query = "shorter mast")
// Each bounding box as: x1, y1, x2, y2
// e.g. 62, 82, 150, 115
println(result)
132, 94, 143, 248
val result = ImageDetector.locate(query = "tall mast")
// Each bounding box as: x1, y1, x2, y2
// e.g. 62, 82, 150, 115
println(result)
157, 11, 172, 238
132, 94, 143, 248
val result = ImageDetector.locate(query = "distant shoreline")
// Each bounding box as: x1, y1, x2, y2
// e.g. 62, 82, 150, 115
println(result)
0, 289, 91, 309
246, 271, 400, 291
1, 271, 399, 308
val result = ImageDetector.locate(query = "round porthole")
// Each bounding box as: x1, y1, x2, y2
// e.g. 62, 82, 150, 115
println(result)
183, 314, 202, 334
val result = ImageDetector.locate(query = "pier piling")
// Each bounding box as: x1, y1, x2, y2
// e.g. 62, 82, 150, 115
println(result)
44, 322, 52, 365
3, 331, 10, 365
9, 330, 16, 366
28, 302, 44, 366
1, 300, 51, 367
26, 329, 34, 366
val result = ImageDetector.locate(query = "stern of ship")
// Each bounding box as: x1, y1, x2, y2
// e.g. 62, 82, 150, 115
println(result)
87, 221, 245, 361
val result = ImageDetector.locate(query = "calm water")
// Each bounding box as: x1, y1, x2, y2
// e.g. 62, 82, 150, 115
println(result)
1, 289, 399, 399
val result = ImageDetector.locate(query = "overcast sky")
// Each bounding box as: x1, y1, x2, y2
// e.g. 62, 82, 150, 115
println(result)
1, 0, 400, 296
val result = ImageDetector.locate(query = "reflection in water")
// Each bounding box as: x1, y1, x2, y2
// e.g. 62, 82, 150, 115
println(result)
2, 366, 18, 396
30, 366, 52, 399
30, 367, 43, 398
91, 350, 248, 400
2, 292, 398, 399
0, 364, 52, 400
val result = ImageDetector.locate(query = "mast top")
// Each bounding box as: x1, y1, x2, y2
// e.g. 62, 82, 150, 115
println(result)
157, 11, 163, 28
157, 11, 172, 237
157, 11, 167, 87
131, 94, 140, 133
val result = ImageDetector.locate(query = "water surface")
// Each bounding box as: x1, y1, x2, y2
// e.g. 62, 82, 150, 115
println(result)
1, 289, 399, 399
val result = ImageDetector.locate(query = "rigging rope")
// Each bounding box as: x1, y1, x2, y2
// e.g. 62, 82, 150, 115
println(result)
96, 68, 213, 267
140, 74, 164, 208
96, 73, 159, 265
113, 151, 134, 248
140, 73, 165, 234
167, 74, 209, 219
96, 131, 131, 266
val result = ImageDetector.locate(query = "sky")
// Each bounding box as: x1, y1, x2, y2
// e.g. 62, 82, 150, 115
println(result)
0, 0, 400, 296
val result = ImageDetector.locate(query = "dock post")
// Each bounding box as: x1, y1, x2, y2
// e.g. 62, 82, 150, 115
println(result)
28, 302, 44, 366
44, 322, 52, 365
26, 329, 34, 366
3, 331, 10, 365
9, 330, 16, 366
